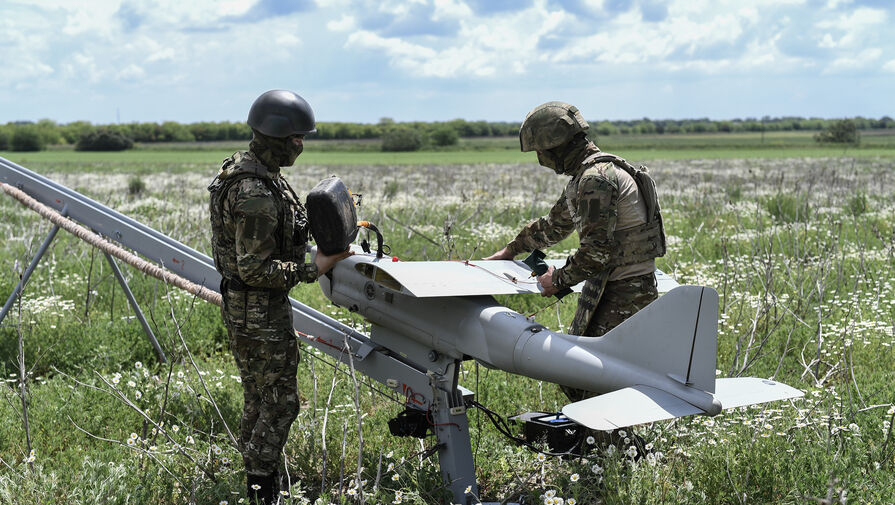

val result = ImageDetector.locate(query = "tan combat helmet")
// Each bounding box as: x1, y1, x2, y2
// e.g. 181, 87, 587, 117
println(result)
519, 101, 589, 152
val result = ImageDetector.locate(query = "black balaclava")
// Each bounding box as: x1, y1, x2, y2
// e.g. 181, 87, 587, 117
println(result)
249, 129, 303, 171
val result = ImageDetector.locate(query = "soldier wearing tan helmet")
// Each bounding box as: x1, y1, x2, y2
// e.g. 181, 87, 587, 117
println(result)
486, 101, 666, 401
208, 90, 351, 504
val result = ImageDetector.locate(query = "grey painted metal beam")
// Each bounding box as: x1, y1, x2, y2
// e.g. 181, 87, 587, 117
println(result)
0, 208, 66, 326
104, 252, 167, 363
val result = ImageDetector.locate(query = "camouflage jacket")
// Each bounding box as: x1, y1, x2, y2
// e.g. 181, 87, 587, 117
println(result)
208, 151, 317, 293
505, 149, 655, 291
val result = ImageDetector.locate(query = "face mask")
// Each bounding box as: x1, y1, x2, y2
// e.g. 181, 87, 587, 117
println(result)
284, 138, 303, 166
537, 150, 565, 174
251, 132, 302, 169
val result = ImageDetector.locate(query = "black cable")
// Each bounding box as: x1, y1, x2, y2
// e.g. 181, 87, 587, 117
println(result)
466, 398, 587, 458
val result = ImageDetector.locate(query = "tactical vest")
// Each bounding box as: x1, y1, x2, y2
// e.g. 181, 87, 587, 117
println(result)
582, 152, 666, 267
207, 152, 309, 290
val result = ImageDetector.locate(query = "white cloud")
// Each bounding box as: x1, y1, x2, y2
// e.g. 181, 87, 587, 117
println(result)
327, 14, 356, 32
883, 59, 895, 72
275, 33, 302, 47
117, 63, 146, 81
826, 47, 883, 73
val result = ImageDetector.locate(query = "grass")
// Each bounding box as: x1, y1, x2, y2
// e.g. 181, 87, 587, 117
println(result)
2, 130, 894, 172
0, 149, 894, 504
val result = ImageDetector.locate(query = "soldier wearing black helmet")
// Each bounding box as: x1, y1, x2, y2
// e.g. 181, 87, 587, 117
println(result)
486, 101, 666, 402
208, 90, 351, 504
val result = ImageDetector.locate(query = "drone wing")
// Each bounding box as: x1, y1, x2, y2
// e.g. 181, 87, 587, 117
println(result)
368, 256, 678, 298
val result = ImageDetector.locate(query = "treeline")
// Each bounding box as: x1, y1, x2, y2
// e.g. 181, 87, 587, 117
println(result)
1, 116, 893, 152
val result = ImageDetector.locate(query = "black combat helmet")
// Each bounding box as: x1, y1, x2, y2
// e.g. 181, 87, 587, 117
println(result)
247, 90, 317, 138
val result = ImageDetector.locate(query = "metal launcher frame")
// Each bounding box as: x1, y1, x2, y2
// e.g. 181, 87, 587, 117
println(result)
0, 157, 480, 505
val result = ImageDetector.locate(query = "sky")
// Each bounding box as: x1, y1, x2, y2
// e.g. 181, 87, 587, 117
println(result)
1, 0, 893, 124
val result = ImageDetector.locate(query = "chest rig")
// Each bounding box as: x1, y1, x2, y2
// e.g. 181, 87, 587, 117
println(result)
567, 152, 666, 267
208, 152, 309, 288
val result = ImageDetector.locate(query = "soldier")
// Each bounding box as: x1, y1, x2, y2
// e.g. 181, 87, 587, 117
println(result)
208, 90, 351, 504
486, 101, 665, 402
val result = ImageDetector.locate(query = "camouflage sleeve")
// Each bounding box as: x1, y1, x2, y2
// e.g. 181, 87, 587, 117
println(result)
505, 192, 575, 257
232, 180, 316, 289
553, 174, 617, 289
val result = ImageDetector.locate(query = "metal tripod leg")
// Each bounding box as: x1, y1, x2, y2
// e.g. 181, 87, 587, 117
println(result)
0, 208, 67, 326
432, 360, 478, 505
104, 253, 167, 363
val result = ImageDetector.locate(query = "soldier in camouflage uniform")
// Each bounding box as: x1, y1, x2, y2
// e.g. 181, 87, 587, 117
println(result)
208, 90, 350, 504
486, 102, 666, 402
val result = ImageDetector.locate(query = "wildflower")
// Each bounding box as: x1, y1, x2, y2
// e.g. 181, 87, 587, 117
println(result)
213, 444, 222, 455
280, 491, 289, 497
387, 462, 395, 472
392, 499, 402, 504
347, 488, 357, 496
130, 433, 139, 440
645, 442, 653, 451
888, 405, 895, 416
544, 498, 554, 505
623, 437, 630, 445
586, 436, 595, 445
25, 450, 36, 463
222, 457, 230, 464
220, 501, 228, 505
386, 450, 394, 458
568, 500, 577, 505
545, 490, 556, 498
112, 376, 121, 385
177, 370, 184, 379
135, 391, 142, 400
251, 484, 261, 490
570, 473, 579, 482
135, 361, 143, 369
617, 430, 626, 438
537, 453, 547, 462
685, 480, 694, 491
391, 474, 400, 481
465, 486, 472, 494
172, 425, 179, 433
186, 435, 195, 444
626, 445, 638, 458
592, 464, 603, 475
127, 438, 136, 446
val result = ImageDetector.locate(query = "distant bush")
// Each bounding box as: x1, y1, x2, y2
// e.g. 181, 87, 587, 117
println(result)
0, 128, 9, 150
76, 129, 134, 151
430, 126, 459, 146
814, 119, 860, 145
381, 127, 423, 152
10, 126, 46, 151
127, 175, 146, 195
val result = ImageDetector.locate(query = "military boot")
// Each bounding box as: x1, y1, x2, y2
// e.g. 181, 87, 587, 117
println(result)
246, 473, 277, 504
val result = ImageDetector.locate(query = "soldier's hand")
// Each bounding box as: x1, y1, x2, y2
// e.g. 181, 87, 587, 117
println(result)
484, 247, 514, 261
537, 266, 559, 297
315, 248, 354, 276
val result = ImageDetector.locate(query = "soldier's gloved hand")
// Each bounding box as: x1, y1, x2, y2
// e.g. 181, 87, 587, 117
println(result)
537, 266, 560, 297
315, 248, 354, 276
483, 247, 515, 261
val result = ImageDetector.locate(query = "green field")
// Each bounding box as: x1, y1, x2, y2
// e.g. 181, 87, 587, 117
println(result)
3, 130, 894, 172
1, 142, 894, 504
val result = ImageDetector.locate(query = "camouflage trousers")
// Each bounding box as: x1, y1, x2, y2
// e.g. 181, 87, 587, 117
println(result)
560, 271, 658, 403
228, 326, 300, 477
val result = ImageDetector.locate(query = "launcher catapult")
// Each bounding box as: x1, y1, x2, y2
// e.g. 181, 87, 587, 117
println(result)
0, 157, 802, 505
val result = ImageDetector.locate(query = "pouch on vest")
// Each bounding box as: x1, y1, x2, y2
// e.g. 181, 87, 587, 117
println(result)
306, 176, 359, 255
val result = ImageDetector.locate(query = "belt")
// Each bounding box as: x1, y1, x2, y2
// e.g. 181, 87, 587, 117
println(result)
220, 277, 287, 294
